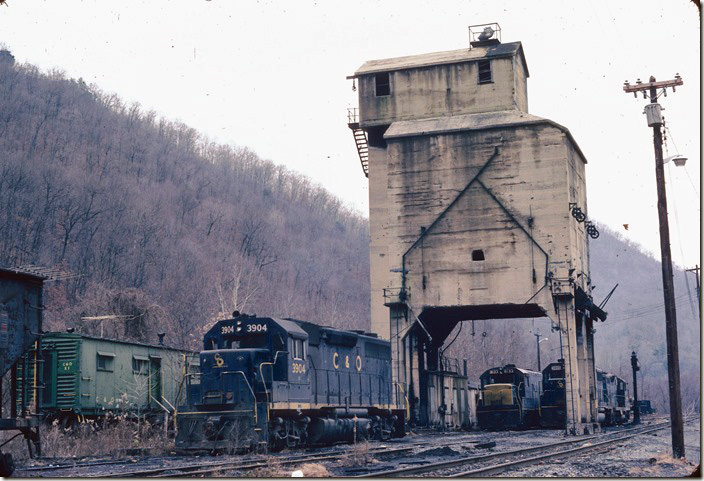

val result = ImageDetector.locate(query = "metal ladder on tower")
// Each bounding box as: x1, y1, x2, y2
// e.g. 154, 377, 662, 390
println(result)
347, 108, 369, 177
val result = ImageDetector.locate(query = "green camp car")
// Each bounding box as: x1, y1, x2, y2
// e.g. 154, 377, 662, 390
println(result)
16, 332, 197, 422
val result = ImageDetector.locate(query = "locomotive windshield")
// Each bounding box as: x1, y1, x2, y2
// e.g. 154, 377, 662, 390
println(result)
483, 371, 515, 386
223, 336, 268, 349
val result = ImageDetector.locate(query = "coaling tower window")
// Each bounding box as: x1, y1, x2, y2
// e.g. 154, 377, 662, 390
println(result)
375, 72, 391, 96
478, 60, 492, 84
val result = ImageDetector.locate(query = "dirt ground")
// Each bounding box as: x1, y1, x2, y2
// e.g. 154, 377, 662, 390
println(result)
505, 420, 700, 477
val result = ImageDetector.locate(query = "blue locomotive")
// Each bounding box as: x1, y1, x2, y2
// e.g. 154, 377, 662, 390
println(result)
476, 364, 542, 430
540, 360, 630, 428
596, 368, 630, 425
176, 313, 405, 451
539, 359, 566, 428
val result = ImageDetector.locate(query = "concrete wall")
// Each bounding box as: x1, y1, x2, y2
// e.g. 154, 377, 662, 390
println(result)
358, 57, 526, 128
513, 55, 529, 113
368, 145, 391, 339
368, 123, 591, 332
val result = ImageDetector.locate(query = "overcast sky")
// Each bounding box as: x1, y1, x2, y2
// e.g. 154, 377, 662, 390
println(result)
0, 0, 700, 269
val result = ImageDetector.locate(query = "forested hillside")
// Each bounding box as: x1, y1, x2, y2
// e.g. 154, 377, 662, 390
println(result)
0, 51, 698, 412
0, 51, 370, 349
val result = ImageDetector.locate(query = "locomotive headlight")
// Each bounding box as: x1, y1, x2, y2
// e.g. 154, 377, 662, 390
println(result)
236, 320, 242, 332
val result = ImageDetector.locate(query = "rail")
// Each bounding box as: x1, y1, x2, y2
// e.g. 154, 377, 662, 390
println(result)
358, 419, 678, 477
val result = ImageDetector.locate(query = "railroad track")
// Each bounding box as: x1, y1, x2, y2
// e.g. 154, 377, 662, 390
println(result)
104, 434, 494, 478
15, 440, 429, 477
15, 426, 536, 476
17, 417, 693, 477
16, 432, 493, 478
356, 420, 677, 477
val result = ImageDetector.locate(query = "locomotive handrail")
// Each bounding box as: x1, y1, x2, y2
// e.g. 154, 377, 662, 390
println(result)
258, 350, 288, 422
220, 370, 257, 425
514, 384, 524, 420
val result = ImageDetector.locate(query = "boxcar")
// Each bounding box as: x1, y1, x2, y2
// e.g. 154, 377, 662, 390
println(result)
477, 364, 542, 430
17, 332, 197, 423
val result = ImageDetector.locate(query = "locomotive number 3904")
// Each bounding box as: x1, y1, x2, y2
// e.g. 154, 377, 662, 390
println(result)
221, 324, 268, 334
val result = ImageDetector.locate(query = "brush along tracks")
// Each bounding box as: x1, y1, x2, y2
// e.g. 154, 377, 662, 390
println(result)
16, 437, 460, 478
356, 420, 678, 477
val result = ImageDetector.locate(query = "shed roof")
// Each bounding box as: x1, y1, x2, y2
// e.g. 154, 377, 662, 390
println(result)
43, 331, 196, 353
0, 267, 47, 283
349, 41, 528, 78
384, 109, 588, 164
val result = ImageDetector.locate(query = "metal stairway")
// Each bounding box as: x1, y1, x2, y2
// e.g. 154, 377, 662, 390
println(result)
347, 108, 369, 177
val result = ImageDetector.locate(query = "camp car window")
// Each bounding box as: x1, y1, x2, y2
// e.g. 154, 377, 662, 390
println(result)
97, 353, 114, 372
132, 357, 148, 375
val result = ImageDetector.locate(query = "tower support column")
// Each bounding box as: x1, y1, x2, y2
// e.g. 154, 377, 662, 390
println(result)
389, 304, 407, 407
556, 296, 589, 434
585, 317, 599, 430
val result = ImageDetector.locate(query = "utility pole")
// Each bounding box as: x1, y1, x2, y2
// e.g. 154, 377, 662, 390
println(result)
685, 265, 700, 319
623, 74, 685, 458
631, 351, 640, 425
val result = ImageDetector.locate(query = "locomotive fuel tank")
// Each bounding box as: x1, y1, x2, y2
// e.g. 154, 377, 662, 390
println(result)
307, 416, 371, 444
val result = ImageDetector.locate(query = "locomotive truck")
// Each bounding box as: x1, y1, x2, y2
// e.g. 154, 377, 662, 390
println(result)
176, 313, 406, 451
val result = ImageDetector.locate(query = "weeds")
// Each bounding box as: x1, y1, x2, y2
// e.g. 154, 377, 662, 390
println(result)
0, 412, 174, 463
338, 441, 371, 467
248, 455, 285, 477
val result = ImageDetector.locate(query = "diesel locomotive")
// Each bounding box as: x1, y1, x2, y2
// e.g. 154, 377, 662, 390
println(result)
539, 360, 566, 428
596, 368, 630, 425
476, 364, 542, 430
176, 314, 406, 451
540, 360, 631, 428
